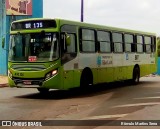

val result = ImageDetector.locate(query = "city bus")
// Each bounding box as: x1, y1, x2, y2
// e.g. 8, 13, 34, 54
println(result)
7, 18, 157, 93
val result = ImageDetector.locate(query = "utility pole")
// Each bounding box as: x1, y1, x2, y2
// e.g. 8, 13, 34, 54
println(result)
81, 0, 84, 22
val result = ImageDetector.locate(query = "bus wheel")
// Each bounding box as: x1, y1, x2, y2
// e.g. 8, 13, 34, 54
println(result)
80, 68, 93, 88
132, 67, 140, 85
37, 88, 49, 94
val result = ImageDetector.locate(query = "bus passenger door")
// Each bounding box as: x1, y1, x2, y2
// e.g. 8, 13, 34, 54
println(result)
61, 32, 79, 89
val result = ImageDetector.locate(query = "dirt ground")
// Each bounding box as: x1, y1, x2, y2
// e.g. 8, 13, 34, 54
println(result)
0, 76, 8, 85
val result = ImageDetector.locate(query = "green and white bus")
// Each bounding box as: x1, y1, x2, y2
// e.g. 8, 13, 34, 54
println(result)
8, 18, 157, 93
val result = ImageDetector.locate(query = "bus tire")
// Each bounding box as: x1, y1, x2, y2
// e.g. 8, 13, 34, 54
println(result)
37, 88, 49, 94
80, 68, 93, 88
132, 67, 140, 85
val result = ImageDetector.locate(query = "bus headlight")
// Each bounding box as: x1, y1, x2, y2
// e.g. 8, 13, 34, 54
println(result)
52, 70, 58, 76
45, 70, 58, 80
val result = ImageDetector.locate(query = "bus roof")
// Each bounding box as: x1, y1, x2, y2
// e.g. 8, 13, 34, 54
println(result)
11, 18, 156, 36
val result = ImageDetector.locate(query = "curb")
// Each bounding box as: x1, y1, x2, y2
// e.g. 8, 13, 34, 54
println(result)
0, 84, 8, 88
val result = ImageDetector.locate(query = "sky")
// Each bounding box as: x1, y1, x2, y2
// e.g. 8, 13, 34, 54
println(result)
43, 0, 160, 36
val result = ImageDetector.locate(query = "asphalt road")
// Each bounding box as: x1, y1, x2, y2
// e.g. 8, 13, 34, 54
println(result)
0, 76, 160, 129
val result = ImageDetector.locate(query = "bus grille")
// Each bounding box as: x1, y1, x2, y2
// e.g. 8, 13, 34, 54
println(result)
11, 65, 46, 71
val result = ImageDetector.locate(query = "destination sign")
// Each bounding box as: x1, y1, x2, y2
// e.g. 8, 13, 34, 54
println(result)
11, 20, 57, 30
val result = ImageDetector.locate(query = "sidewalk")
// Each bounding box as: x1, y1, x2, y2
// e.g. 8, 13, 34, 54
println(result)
0, 76, 8, 87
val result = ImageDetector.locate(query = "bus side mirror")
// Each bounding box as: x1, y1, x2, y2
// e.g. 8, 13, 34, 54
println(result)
65, 33, 71, 46
2, 37, 5, 48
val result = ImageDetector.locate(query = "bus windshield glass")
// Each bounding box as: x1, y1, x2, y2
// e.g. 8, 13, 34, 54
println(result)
9, 32, 59, 62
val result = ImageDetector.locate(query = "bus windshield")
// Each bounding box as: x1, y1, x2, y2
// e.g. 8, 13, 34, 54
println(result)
9, 32, 59, 62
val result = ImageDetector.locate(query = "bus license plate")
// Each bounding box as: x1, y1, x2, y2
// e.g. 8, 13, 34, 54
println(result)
23, 81, 32, 85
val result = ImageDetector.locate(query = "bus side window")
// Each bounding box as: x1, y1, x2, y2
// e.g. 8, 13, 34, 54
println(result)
80, 29, 96, 53
112, 32, 123, 53
136, 35, 144, 53
124, 34, 133, 52
97, 31, 111, 53
144, 36, 152, 53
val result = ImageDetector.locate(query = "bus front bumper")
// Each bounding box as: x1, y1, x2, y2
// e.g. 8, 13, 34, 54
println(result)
8, 73, 62, 89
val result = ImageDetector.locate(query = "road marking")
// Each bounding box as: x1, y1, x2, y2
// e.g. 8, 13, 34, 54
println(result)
153, 92, 160, 94
83, 114, 128, 120
146, 92, 160, 95
134, 96, 160, 99
112, 102, 160, 108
